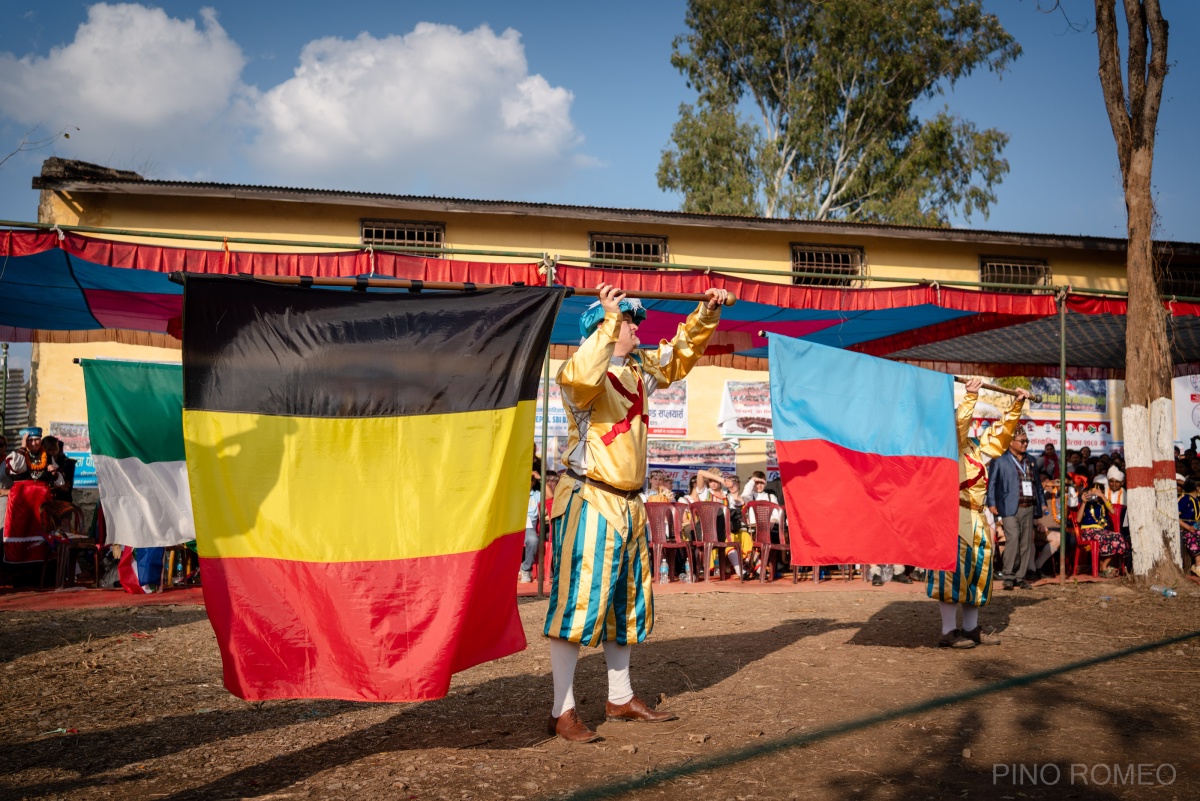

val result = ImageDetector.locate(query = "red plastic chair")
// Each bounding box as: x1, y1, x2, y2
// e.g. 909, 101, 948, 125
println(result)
1070, 516, 1127, 579
744, 500, 796, 583
687, 501, 739, 581
646, 502, 693, 581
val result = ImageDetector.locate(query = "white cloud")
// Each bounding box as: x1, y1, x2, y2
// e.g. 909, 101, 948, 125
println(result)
0, 3, 247, 172
247, 23, 583, 195
0, 7, 586, 195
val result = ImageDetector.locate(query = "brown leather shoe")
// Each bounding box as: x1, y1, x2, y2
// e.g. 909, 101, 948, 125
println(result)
962, 626, 1001, 646
937, 629, 975, 649
605, 696, 678, 723
547, 708, 601, 743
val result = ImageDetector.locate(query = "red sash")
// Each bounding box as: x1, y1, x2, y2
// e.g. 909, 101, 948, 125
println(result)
959, 453, 986, 492
600, 370, 648, 446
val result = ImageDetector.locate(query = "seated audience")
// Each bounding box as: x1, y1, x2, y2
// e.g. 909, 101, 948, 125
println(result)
643, 470, 675, 504
1077, 478, 1128, 577
1178, 477, 1200, 578
40, 435, 76, 502
1036, 443, 1060, 481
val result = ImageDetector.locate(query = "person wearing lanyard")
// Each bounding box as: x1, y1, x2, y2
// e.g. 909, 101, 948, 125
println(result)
986, 427, 1047, 590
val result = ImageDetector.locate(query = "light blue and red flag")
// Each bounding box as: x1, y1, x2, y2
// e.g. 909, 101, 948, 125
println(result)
768, 335, 958, 570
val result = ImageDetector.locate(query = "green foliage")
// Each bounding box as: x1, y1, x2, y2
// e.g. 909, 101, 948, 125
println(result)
993, 377, 1032, 391
658, 0, 1020, 224
657, 103, 763, 216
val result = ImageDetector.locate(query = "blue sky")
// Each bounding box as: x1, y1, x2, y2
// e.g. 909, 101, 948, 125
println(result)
6, 1, 1194, 375
2, 1, 1197, 243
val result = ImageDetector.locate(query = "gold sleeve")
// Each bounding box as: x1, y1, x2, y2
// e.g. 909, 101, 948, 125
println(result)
979, 397, 1025, 459
640, 302, 721, 387
557, 312, 622, 408
955, 393, 978, 449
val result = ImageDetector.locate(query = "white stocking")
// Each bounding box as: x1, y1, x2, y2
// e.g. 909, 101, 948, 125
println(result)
549, 638, 581, 717
1034, 542, 1053, 569
939, 601, 958, 635
961, 605, 979, 632
603, 641, 634, 705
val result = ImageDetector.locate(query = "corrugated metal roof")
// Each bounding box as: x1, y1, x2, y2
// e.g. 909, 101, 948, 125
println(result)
34, 171, 1200, 254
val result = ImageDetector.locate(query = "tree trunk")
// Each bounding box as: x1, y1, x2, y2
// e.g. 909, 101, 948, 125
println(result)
1121, 147, 1182, 582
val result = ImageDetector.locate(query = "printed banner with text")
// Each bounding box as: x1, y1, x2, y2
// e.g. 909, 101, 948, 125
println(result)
971, 418, 1114, 453
1029, 378, 1108, 414
718, 380, 773, 438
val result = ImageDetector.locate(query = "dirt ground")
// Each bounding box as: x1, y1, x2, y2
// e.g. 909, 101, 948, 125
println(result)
2, 578, 1199, 801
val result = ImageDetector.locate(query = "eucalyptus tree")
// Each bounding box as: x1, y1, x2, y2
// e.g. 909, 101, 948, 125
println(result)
658, 0, 1020, 224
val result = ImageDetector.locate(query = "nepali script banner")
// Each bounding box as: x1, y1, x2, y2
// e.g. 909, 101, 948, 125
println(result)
971, 417, 1114, 453
718, 380, 773, 438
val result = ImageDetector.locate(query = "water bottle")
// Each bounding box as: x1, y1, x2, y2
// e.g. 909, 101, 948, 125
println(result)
659, 558, 670, 585
1150, 585, 1178, 598
681, 560, 692, 584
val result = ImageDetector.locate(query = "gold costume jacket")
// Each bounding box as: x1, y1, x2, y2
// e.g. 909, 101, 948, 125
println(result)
957, 391, 1024, 543
552, 303, 721, 536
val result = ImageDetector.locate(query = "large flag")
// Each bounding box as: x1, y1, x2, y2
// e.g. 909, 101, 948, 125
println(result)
182, 275, 563, 702
768, 336, 958, 569
81, 359, 194, 548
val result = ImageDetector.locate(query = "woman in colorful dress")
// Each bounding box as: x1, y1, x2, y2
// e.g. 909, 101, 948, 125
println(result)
1178, 477, 1200, 578
1077, 478, 1128, 577
927, 378, 1030, 649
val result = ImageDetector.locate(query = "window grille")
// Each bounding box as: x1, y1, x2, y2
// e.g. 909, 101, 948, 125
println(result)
979, 256, 1051, 292
1161, 263, 1200, 298
589, 232, 668, 270
790, 244, 866, 287
360, 220, 445, 251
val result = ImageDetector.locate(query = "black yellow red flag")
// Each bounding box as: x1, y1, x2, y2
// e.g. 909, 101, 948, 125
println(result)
182, 275, 563, 701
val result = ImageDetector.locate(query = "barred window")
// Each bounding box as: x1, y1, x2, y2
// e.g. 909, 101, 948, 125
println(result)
1161, 262, 1200, 298
790, 244, 865, 287
589, 232, 667, 270
979, 256, 1051, 292
360, 220, 445, 251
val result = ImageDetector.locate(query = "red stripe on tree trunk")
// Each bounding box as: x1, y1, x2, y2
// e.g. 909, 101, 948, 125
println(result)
200, 531, 526, 702
1125, 461, 1177, 487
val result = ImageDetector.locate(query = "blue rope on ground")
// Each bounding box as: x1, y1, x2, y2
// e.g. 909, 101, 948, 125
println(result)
555, 628, 1200, 801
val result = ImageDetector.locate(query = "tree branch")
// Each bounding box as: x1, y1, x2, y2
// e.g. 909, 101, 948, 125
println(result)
1095, 0, 1132, 175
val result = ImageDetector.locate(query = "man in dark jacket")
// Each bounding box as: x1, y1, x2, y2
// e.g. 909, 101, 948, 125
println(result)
986, 427, 1046, 590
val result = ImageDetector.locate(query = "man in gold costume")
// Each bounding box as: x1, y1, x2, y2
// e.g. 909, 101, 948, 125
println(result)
544, 282, 726, 742
926, 378, 1030, 648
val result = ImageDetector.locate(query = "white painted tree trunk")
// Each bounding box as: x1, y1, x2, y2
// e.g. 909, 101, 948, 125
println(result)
1122, 400, 1182, 575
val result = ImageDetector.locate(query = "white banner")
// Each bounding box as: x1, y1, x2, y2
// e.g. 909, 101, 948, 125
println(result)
717, 380, 773, 438
972, 417, 1114, 453
648, 380, 688, 437
534, 381, 569, 438
1173, 375, 1200, 447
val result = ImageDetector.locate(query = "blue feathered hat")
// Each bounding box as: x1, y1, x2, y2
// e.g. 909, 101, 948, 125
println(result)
578, 298, 647, 340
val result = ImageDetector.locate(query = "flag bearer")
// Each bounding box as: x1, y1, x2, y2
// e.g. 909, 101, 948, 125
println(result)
927, 378, 1030, 649
544, 282, 726, 742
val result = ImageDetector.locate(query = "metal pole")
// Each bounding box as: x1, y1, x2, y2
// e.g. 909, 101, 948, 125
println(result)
1058, 293, 1069, 584
1, 342, 7, 439
537, 257, 557, 600
168, 271, 739, 306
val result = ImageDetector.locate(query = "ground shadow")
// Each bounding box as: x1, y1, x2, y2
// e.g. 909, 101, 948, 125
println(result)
844, 594, 1046, 649
4, 617, 853, 799
811, 658, 1193, 801
0, 605, 209, 663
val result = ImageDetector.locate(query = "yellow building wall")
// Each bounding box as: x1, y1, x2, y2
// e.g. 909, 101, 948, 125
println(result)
30, 341, 180, 429
32, 189, 1133, 464
44, 190, 1130, 289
